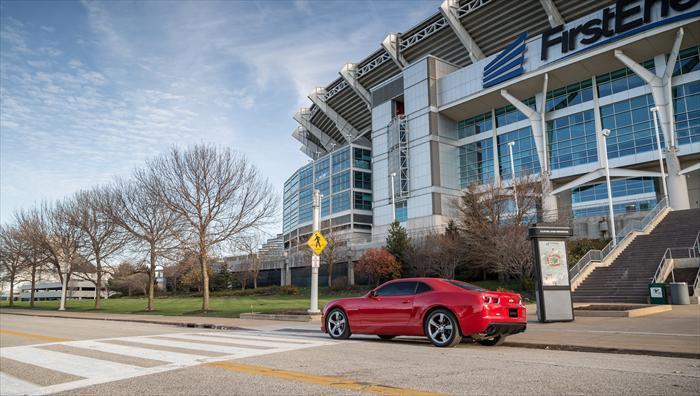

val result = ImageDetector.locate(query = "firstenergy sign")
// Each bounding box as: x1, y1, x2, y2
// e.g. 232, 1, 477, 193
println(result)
541, 0, 700, 61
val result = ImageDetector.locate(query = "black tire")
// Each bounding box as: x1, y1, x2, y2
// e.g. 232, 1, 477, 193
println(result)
326, 308, 351, 339
378, 335, 396, 340
477, 335, 507, 346
424, 309, 462, 347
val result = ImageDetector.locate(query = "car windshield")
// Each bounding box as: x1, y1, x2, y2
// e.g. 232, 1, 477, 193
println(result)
447, 280, 486, 291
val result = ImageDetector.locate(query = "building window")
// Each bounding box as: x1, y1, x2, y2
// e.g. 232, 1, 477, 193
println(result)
546, 79, 593, 112
600, 94, 662, 159
316, 179, 329, 197
299, 186, 312, 206
354, 171, 371, 190
572, 177, 656, 203
299, 166, 313, 188
331, 171, 350, 192
547, 110, 597, 170
573, 199, 657, 218
673, 80, 700, 146
457, 111, 492, 138
596, 59, 655, 98
395, 201, 407, 223
353, 192, 372, 210
315, 157, 329, 180
497, 126, 540, 180
495, 97, 536, 127
353, 148, 371, 170
459, 138, 494, 188
322, 197, 330, 217
298, 204, 312, 223
332, 147, 350, 173
672, 46, 700, 77
332, 191, 350, 213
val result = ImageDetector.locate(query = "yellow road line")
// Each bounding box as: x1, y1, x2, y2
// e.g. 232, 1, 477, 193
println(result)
0, 328, 72, 343
205, 361, 444, 396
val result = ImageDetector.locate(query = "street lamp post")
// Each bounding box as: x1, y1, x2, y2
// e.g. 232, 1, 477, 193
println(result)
650, 107, 669, 204
507, 141, 519, 216
309, 189, 321, 314
600, 128, 617, 245
390, 172, 397, 221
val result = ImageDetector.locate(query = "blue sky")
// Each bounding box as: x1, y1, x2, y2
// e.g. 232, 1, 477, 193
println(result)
0, 0, 437, 229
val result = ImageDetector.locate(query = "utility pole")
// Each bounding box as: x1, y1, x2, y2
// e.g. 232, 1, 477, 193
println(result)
309, 189, 321, 314
650, 107, 669, 204
600, 128, 617, 245
390, 172, 397, 221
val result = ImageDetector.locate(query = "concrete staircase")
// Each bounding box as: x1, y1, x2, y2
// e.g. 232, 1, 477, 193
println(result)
572, 208, 700, 303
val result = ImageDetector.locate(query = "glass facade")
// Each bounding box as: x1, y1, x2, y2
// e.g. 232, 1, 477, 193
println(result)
571, 177, 657, 218
459, 138, 493, 188
673, 46, 700, 77
495, 97, 536, 127
596, 59, 655, 98
673, 80, 700, 146
354, 148, 371, 170
354, 171, 371, 190
283, 145, 371, 234
457, 111, 492, 138
547, 110, 597, 170
498, 126, 540, 179
545, 79, 593, 112
354, 192, 372, 210
600, 94, 662, 159
395, 201, 407, 223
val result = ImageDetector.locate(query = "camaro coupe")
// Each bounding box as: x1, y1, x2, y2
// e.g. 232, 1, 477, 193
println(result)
322, 278, 527, 347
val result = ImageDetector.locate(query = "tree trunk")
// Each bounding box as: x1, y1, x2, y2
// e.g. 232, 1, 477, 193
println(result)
94, 272, 102, 310
200, 251, 209, 312
147, 243, 156, 311
30, 265, 37, 308
59, 272, 69, 311
327, 261, 333, 288
8, 273, 15, 307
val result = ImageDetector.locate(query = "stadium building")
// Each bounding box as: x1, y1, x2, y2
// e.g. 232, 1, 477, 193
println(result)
283, 0, 700, 253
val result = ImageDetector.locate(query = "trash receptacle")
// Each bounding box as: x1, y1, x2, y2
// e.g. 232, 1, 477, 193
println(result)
648, 283, 667, 304
669, 282, 690, 305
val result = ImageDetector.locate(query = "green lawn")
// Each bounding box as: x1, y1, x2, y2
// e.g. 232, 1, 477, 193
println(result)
0, 282, 533, 317
0, 288, 368, 318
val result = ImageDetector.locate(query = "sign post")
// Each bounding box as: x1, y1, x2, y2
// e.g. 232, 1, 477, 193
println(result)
306, 190, 325, 314
528, 225, 574, 323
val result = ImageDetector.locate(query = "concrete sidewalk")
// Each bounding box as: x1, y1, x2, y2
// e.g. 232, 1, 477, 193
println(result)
2, 304, 699, 357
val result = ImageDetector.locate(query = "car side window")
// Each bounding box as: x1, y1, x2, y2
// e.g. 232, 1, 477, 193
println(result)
415, 282, 432, 294
375, 282, 417, 296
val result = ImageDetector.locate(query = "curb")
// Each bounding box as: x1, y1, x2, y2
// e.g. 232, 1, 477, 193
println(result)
240, 313, 322, 322
503, 341, 700, 359
0, 310, 247, 331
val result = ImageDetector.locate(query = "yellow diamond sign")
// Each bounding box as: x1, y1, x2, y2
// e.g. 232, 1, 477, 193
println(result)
307, 231, 327, 255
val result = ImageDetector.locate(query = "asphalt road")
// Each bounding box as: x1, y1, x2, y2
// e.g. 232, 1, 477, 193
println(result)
1, 313, 699, 395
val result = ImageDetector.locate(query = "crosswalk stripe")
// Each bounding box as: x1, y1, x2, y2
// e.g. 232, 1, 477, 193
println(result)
0, 372, 42, 396
158, 333, 294, 349
65, 340, 209, 365
125, 336, 267, 356
196, 332, 319, 344
0, 347, 143, 379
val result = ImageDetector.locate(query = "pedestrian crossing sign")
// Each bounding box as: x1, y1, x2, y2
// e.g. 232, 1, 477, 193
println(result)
307, 231, 327, 255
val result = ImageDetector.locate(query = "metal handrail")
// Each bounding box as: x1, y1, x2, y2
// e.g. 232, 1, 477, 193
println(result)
652, 230, 700, 284
692, 231, 700, 290
569, 197, 668, 283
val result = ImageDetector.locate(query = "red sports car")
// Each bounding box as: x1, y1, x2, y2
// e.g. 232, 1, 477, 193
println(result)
321, 278, 526, 347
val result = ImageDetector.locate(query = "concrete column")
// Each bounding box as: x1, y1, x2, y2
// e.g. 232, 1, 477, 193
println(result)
613, 29, 690, 210
491, 109, 500, 185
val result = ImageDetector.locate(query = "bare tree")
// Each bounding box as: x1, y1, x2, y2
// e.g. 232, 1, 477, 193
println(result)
0, 225, 29, 306
40, 200, 85, 311
234, 232, 263, 289
320, 230, 348, 288
454, 175, 541, 287
145, 145, 276, 311
101, 175, 179, 311
67, 189, 126, 309
14, 208, 51, 307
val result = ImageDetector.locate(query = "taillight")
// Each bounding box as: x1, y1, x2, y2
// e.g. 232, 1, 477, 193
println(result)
483, 296, 500, 304
483, 296, 491, 304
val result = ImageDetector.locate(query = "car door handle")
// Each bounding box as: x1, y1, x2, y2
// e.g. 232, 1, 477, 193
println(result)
401, 300, 410, 304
